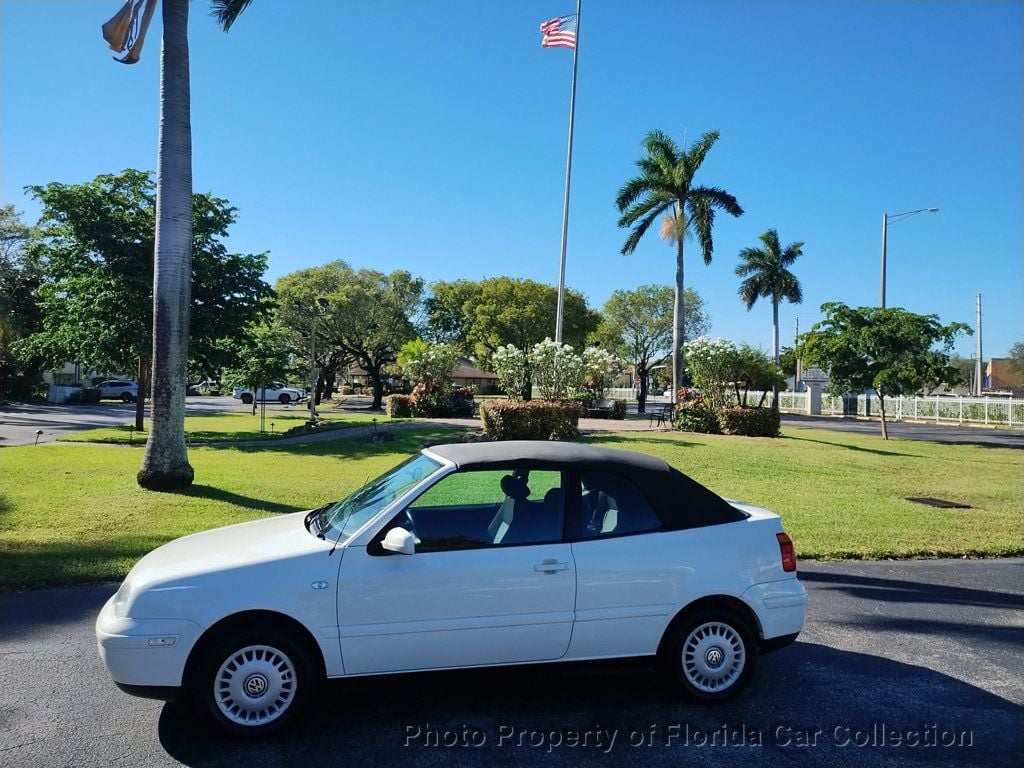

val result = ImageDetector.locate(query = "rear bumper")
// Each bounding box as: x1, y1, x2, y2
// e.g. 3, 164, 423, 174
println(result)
741, 577, 808, 641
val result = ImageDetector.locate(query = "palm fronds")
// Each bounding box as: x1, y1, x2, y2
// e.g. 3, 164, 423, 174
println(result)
210, 0, 254, 31
735, 229, 805, 308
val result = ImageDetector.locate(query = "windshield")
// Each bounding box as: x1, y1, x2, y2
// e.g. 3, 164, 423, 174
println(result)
320, 453, 442, 544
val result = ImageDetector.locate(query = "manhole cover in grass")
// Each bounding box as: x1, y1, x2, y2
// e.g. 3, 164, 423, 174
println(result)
906, 496, 972, 509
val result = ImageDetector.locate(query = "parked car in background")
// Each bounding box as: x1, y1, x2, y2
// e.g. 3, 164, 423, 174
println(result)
188, 380, 221, 396
231, 383, 306, 405
96, 380, 138, 403
96, 440, 806, 737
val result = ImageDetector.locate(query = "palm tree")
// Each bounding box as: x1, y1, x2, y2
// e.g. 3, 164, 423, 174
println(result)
104, 0, 253, 489
616, 130, 743, 398
735, 229, 804, 409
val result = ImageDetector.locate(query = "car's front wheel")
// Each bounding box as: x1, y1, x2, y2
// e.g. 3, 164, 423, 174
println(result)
192, 628, 314, 737
120, 392, 134, 403
662, 609, 758, 703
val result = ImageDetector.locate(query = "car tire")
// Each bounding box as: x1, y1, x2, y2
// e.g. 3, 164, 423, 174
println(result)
240, 393, 254, 405
661, 608, 758, 704
120, 392, 133, 403
191, 627, 315, 738
278, 394, 291, 405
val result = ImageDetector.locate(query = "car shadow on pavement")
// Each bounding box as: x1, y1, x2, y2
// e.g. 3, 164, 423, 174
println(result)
157, 643, 1022, 768
799, 569, 1024, 611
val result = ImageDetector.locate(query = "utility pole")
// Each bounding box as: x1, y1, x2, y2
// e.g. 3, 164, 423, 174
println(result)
975, 293, 983, 396
794, 318, 802, 391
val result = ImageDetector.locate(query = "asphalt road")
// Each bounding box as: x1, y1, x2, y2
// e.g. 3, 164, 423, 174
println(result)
1, 559, 1021, 767
779, 414, 1024, 448
0, 397, 301, 446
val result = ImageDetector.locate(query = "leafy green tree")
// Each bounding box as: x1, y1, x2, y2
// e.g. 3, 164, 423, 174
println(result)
462, 277, 599, 364
221, 323, 295, 421
20, 170, 271, 430
800, 303, 970, 439
736, 229, 805, 408
423, 280, 481, 349
948, 354, 977, 391
1009, 341, 1024, 375
0, 206, 42, 399
616, 129, 743, 397
100, 0, 255, 488
276, 261, 423, 409
731, 344, 785, 407
778, 346, 798, 380
594, 285, 709, 412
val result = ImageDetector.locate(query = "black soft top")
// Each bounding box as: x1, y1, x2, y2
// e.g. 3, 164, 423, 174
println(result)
425, 441, 746, 530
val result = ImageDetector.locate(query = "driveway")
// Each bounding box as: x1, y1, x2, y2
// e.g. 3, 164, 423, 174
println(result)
0, 397, 249, 446
1, 559, 1020, 767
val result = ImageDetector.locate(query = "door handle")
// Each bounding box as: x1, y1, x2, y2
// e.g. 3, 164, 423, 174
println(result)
534, 560, 570, 573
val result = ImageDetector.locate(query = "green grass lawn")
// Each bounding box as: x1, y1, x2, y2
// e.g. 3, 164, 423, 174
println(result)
1, 426, 1020, 590
57, 411, 391, 444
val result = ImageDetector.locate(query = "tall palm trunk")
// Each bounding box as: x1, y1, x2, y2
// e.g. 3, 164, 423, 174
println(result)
138, 0, 194, 490
771, 296, 780, 410
672, 210, 686, 400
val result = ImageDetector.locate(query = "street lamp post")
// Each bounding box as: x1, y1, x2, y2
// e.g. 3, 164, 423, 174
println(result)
309, 298, 329, 422
880, 207, 938, 308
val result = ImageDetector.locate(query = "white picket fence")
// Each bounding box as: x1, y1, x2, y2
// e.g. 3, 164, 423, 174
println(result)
769, 391, 1024, 428
608, 388, 1024, 429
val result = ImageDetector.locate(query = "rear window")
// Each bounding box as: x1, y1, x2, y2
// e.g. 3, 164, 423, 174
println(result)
579, 470, 662, 538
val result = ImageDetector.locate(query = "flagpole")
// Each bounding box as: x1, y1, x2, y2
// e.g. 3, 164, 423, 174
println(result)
554, 0, 581, 344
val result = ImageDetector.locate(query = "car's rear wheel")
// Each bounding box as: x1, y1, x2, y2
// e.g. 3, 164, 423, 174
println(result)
278, 393, 291, 404
192, 628, 314, 738
661, 608, 758, 703
240, 393, 254, 405
120, 392, 133, 403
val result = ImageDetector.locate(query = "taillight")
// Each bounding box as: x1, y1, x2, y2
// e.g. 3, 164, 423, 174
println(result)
777, 532, 797, 572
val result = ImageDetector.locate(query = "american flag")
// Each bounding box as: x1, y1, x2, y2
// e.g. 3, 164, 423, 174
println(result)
540, 14, 577, 49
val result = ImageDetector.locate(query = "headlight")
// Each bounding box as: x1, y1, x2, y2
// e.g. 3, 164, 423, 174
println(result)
112, 581, 132, 618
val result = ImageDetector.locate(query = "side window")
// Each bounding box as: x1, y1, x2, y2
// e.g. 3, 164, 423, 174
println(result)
578, 471, 661, 539
394, 469, 564, 552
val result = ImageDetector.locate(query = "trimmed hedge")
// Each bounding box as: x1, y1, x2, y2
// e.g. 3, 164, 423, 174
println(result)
611, 399, 627, 420
384, 394, 412, 418
675, 404, 721, 434
67, 387, 101, 404
717, 406, 780, 437
480, 400, 583, 441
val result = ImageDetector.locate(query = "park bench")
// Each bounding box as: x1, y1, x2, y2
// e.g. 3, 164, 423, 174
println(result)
649, 403, 676, 428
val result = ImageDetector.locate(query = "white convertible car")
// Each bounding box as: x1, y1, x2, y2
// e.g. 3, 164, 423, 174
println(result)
97, 441, 807, 736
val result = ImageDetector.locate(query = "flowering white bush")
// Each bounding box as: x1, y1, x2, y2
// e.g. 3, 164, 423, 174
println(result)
398, 341, 459, 390
492, 344, 529, 400
582, 346, 623, 394
530, 338, 586, 401
683, 336, 738, 410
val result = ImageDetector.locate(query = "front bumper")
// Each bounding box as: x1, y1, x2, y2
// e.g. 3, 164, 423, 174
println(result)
95, 595, 203, 688
741, 577, 808, 641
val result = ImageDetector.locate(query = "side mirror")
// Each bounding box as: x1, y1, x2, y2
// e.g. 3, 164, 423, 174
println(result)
381, 526, 415, 555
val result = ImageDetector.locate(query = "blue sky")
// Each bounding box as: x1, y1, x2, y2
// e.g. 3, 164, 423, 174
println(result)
2, 0, 1021, 358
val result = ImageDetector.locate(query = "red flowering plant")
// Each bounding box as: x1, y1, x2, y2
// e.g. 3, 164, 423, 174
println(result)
674, 387, 720, 434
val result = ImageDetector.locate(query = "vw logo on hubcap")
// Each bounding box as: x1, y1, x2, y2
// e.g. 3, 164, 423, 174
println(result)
243, 673, 268, 697
705, 647, 725, 668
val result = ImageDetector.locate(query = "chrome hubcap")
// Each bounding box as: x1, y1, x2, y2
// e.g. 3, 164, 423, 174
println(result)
214, 645, 296, 726
682, 622, 745, 693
